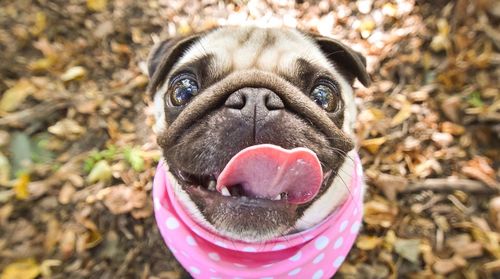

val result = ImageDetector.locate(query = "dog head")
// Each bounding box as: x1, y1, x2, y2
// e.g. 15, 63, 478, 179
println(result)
148, 26, 369, 242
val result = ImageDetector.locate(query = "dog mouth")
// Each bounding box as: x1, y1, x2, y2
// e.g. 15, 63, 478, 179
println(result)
172, 144, 328, 204
168, 143, 338, 242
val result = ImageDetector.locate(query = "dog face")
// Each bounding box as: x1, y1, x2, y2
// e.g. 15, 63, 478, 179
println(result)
148, 27, 369, 242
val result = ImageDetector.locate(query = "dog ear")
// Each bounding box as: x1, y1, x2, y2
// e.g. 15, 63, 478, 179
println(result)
147, 33, 203, 94
311, 35, 371, 87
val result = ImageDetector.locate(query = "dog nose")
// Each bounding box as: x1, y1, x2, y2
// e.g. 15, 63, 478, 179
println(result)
225, 87, 284, 120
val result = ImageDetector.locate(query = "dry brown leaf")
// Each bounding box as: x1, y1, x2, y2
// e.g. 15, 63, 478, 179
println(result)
0, 79, 35, 113
103, 185, 147, 215
433, 255, 466, 275
0, 258, 40, 279
364, 198, 398, 228
13, 173, 30, 200
368, 172, 408, 201
462, 156, 498, 188
490, 196, 500, 230
356, 235, 383, 250
390, 100, 412, 127
60, 66, 87, 81
58, 183, 76, 204
361, 137, 387, 154
87, 0, 107, 12
48, 119, 85, 140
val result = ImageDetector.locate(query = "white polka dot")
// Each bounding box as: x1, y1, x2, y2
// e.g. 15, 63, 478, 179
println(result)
189, 266, 200, 274
333, 256, 345, 268
215, 241, 227, 248
165, 217, 179, 229
208, 252, 220, 261
312, 269, 324, 279
351, 221, 361, 234
339, 220, 348, 232
186, 236, 197, 246
272, 244, 286, 251
315, 236, 329, 250
243, 246, 256, 252
153, 197, 161, 210
289, 251, 302, 261
313, 253, 325, 264
288, 268, 301, 276
334, 237, 343, 249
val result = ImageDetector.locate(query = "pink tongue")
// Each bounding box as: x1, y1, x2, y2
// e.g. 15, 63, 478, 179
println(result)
216, 144, 323, 204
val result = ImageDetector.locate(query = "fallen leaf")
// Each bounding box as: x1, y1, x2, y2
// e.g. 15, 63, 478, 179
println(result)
356, 235, 383, 250
440, 122, 465, 135
124, 148, 145, 172
490, 196, 500, 230
44, 215, 60, 253
433, 255, 466, 275
30, 11, 46, 36
394, 239, 421, 264
48, 119, 85, 140
58, 183, 75, 204
462, 156, 498, 188
364, 198, 398, 228
39, 259, 61, 278
87, 160, 112, 184
9, 132, 32, 174
60, 66, 87, 81
454, 242, 483, 258
0, 258, 40, 279
59, 229, 76, 259
103, 185, 147, 214
361, 137, 387, 154
87, 0, 107, 12
0, 152, 10, 184
390, 100, 412, 127
369, 172, 408, 201
0, 79, 35, 113
431, 132, 454, 148
13, 172, 30, 200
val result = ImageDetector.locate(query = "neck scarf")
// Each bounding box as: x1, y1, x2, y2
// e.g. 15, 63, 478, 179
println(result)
153, 155, 363, 279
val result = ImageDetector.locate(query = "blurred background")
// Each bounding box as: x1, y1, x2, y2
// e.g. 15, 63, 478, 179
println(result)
0, 0, 499, 278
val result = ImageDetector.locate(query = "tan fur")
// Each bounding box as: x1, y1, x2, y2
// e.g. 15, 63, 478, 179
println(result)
151, 26, 363, 241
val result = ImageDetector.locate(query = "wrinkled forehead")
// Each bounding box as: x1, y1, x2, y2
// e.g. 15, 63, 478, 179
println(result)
172, 27, 336, 78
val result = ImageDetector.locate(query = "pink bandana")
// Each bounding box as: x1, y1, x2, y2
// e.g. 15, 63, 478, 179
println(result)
153, 155, 363, 279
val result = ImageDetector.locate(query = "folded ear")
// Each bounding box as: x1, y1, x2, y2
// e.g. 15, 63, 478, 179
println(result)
311, 35, 371, 87
147, 33, 204, 94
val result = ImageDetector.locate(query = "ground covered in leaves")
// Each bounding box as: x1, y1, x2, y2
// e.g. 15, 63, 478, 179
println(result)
0, 0, 499, 278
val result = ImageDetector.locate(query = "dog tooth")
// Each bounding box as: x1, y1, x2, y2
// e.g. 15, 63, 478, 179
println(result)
221, 187, 231, 196
272, 194, 281, 200
207, 180, 216, 191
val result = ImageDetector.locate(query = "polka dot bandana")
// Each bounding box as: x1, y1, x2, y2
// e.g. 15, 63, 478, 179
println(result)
153, 155, 364, 279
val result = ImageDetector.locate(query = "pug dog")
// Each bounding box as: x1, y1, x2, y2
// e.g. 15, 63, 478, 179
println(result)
148, 26, 370, 278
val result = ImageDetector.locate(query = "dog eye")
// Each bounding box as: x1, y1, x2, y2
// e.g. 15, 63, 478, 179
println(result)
170, 75, 199, 106
310, 83, 340, 112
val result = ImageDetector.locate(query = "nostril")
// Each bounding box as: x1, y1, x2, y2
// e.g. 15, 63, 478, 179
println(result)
225, 93, 246, 109
265, 93, 285, 110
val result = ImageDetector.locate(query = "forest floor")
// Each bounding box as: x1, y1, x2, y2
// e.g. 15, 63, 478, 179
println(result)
0, 0, 499, 278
